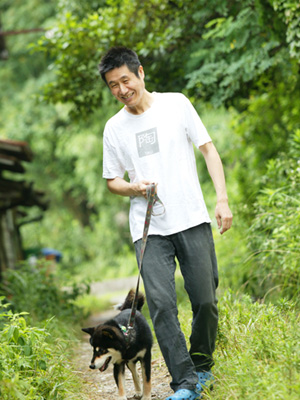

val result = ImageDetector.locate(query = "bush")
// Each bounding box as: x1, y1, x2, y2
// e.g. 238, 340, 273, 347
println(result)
0, 262, 89, 322
244, 130, 300, 303
0, 299, 83, 400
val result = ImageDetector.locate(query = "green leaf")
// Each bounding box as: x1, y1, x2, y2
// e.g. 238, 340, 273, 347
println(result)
38, 359, 47, 371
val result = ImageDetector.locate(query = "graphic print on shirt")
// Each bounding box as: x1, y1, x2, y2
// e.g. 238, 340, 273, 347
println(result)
136, 127, 159, 158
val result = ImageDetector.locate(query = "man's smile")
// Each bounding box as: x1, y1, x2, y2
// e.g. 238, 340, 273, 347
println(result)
121, 92, 134, 100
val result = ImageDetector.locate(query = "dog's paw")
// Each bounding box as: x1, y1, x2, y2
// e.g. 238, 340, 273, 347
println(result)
141, 396, 151, 400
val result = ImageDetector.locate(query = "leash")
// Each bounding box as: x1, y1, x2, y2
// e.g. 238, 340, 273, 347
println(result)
124, 183, 164, 342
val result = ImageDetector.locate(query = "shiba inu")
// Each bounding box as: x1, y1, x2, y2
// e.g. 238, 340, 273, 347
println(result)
82, 290, 152, 400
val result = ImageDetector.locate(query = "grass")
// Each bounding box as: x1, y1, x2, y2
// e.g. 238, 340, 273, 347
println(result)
176, 283, 300, 400
0, 264, 89, 400
0, 300, 84, 400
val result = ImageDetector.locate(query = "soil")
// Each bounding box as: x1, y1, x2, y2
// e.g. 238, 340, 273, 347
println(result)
73, 277, 172, 400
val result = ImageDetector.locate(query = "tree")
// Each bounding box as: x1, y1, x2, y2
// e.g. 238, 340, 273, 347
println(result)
32, 1, 298, 110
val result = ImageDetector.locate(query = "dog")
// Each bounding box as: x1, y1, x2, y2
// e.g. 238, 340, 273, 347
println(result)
82, 290, 153, 400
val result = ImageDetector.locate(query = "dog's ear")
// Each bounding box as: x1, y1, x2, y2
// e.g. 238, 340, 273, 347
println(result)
82, 327, 95, 336
102, 328, 115, 339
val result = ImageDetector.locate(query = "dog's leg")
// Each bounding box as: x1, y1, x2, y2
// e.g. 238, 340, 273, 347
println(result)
140, 349, 151, 400
114, 362, 126, 400
127, 360, 142, 397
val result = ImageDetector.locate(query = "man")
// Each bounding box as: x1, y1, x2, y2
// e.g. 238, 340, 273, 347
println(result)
99, 46, 232, 400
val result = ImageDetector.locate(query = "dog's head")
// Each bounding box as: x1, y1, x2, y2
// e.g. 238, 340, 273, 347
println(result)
82, 325, 124, 371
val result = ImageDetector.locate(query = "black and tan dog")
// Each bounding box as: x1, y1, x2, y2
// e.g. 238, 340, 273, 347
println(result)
82, 290, 152, 400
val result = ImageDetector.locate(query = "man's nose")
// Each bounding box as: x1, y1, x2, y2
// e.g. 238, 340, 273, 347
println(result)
119, 83, 127, 94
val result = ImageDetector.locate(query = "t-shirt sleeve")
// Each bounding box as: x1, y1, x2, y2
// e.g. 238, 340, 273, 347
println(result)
102, 126, 126, 179
182, 95, 212, 147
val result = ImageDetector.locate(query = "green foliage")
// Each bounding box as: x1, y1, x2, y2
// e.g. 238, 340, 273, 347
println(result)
244, 131, 300, 302
228, 64, 300, 302
186, 1, 287, 107
231, 69, 300, 211
30, 0, 299, 112
213, 292, 300, 399
177, 288, 300, 399
272, 0, 300, 61
33, 0, 190, 116
0, 262, 89, 321
0, 0, 57, 94
0, 299, 83, 400
0, 73, 133, 269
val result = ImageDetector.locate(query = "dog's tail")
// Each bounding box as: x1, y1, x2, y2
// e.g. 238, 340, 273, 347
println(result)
118, 289, 145, 311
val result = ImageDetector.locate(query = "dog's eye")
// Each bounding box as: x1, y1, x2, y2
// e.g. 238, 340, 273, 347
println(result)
95, 347, 100, 352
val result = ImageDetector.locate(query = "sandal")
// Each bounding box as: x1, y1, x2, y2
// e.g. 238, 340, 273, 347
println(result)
197, 370, 215, 391
165, 385, 202, 400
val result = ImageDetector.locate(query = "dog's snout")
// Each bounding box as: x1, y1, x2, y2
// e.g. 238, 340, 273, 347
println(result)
89, 364, 95, 370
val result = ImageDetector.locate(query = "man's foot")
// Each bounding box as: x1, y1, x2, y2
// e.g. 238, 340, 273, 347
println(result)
197, 370, 215, 392
165, 384, 202, 400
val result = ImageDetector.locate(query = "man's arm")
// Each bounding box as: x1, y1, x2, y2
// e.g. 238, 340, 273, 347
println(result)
106, 177, 152, 199
199, 141, 233, 234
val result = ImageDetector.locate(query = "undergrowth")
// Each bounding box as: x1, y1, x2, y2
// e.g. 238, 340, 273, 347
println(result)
213, 292, 299, 399
0, 299, 84, 400
0, 263, 88, 399
0, 262, 89, 322
177, 283, 300, 400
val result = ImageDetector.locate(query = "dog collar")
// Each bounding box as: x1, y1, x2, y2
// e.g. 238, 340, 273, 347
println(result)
118, 324, 136, 347
119, 324, 128, 335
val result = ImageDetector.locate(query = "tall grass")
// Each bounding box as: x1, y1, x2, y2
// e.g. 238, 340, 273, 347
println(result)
0, 299, 85, 400
0, 263, 88, 399
177, 281, 300, 400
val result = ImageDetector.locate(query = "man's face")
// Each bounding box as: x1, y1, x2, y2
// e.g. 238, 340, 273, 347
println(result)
105, 65, 145, 110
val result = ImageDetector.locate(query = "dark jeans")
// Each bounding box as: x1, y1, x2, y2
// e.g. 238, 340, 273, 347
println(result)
134, 223, 219, 392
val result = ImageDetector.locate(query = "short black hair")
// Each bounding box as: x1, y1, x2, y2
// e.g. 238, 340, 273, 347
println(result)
99, 46, 141, 85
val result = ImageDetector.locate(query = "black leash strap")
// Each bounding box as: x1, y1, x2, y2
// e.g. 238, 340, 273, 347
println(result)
125, 183, 163, 339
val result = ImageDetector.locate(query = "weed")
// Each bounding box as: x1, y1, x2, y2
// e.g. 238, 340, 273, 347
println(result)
0, 262, 89, 322
0, 298, 84, 399
176, 286, 300, 399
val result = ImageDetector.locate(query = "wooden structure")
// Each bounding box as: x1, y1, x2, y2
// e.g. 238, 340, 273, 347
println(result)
0, 138, 48, 280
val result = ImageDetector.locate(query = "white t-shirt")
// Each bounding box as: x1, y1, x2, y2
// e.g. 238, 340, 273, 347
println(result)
103, 92, 212, 242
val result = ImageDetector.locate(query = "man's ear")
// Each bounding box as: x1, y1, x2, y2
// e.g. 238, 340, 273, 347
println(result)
82, 327, 95, 336
138, 65, 145, 79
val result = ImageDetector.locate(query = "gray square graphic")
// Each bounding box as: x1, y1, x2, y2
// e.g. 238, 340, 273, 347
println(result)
136, 127, 159, 158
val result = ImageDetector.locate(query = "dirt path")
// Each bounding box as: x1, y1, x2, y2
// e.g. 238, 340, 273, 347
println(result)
74, 277, 172, 400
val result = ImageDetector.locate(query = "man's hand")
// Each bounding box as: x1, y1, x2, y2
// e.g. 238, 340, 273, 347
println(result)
215, 200, 233, 234
106, 177, 157, 199
133, 180, 155, 199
